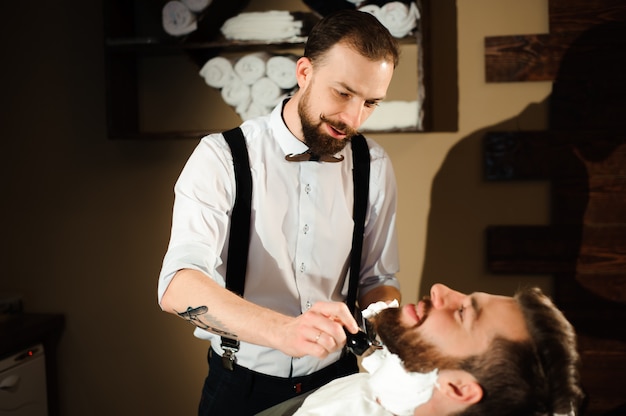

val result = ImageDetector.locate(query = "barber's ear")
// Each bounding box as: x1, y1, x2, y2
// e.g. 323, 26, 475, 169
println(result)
295, 57, 312, 87
438, 370, 483, 405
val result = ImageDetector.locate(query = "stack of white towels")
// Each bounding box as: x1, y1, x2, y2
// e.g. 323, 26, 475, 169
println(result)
187, 1, 421, 126
220, 10, 306, 42
218, 3, 419, 41
199, 53, 299, 121
358, 1, 420, 38
162, 0, 213, 36
199, 50, 420, 128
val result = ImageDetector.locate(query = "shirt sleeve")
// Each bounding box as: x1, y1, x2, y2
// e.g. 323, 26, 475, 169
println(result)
157, 134, 235, 304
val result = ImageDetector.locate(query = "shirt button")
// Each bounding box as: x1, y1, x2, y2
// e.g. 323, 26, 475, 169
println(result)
303, 224, 309, 234
300, 262, 306, 272
305, 184, 311, 194
306, 301, 312, 310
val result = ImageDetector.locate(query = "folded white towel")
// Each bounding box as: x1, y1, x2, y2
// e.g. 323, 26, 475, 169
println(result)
221, 75, 251, 107
220, 10, 304, 42
359, 1, 420, 38
266, 55, 298, 90
162, 1, 197, 36
199, 56, 236, 88
251, 77, 284, 108
181, 0, 212, 13
234, 52, 271, 85
360, 100, 420, 131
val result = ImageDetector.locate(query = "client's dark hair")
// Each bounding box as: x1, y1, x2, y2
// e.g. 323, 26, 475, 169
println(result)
455, 287, 583, 416
304, 9, 400, 68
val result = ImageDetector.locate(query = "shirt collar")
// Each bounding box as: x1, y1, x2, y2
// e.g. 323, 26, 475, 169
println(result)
270, 98, 310, 157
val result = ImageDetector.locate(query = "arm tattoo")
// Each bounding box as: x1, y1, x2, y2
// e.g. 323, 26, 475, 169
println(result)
176, 306, 238, 339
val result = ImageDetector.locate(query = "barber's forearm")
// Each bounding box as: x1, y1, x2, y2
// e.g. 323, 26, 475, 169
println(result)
358, 285, 402, 310
161, 269, 360, 359
160, 268, 290, 348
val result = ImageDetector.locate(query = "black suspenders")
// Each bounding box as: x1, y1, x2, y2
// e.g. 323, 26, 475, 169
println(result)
348, 133, 370, 315
220, 127, 370, 369
223, 128, 253, 298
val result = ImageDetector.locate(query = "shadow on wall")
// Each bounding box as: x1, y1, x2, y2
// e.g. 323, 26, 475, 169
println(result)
421, 19, 626, 294
421, 20, 626, 416
419, 98, 551, 296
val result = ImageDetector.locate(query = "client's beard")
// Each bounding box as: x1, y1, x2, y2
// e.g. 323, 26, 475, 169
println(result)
298, 91, 357, 157
373, 299, 462, 373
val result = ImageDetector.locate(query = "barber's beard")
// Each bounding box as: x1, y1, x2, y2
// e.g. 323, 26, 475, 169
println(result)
373, 298, 462, 373
297, 89, 358, 157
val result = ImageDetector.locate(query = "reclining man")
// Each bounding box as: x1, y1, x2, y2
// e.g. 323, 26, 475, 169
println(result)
258, 283, 584, 416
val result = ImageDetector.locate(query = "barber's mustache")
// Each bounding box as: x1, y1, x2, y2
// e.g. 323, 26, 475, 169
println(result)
319, 114, 359, 137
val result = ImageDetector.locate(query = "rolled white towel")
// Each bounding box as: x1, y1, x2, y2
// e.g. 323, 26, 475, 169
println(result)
359, 1, 420, 38
251, 77, 284, 108
199, 56, 236, 88
266, 55, 298, 90
181, 0, 212, 13
360, 100, 420, 131
221, 75, 251, 107
162, 1, 197, 36
234, 52, 271, 85
220, 11, 304, 42
237, 100, 272, 121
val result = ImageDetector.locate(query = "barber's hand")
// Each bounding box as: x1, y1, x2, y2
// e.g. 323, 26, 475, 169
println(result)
278, 301, 360, 359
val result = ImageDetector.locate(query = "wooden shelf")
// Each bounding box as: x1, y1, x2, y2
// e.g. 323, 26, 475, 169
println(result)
104, 0, 429, 139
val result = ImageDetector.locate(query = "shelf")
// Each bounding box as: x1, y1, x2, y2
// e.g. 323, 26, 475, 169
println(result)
104, 0, 429, 139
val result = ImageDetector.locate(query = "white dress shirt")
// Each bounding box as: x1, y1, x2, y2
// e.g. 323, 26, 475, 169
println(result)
158, 100, 400, 377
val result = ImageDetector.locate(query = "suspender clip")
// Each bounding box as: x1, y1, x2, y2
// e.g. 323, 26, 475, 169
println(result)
222, 347, 238, 371
220, 337, 240, 371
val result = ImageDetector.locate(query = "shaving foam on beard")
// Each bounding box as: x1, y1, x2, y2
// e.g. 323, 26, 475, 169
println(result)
362, 347, 439, 416
360, 300, 439, 416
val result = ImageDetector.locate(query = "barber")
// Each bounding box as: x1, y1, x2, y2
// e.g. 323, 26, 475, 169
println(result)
158, 9, 402, 415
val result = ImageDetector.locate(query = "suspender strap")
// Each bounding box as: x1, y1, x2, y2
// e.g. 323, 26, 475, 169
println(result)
221, 127, 252, 369
223, 127, 252, 297
347, 134, 369, 315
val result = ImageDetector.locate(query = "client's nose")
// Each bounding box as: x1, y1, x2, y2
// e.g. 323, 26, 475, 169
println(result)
430, 284, 464, 310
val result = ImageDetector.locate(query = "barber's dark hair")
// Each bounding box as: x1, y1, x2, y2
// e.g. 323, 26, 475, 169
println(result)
455, 287, 583, 416
304, 9, 400, 68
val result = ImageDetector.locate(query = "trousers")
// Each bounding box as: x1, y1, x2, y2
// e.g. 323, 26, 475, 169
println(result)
198, 348, 358, 415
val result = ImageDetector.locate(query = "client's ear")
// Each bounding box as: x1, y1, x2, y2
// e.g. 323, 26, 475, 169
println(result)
438, 370, 483, 405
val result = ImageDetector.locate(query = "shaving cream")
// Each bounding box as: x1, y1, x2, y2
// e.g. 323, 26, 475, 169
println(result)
361, 347, 438, 416
359, 300, 438, 415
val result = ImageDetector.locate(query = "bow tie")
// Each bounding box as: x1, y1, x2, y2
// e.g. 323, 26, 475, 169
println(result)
285, 151, 344, 163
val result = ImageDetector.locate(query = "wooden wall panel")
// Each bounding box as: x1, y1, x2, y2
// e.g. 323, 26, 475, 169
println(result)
485, 33, 576, 82
549, 0, 626, 33
484, 132, 625, 181
577, 335, 626, 414
585, 177, 626, 224
486, 226, 580, 273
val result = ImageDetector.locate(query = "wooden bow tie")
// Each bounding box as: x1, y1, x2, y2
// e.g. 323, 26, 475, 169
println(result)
285, 151, 344, 163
